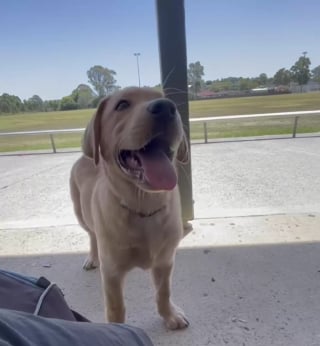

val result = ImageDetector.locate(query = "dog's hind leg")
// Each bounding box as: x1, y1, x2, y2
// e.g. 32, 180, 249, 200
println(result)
70, 179, 99, 270
83, 232, 99, 270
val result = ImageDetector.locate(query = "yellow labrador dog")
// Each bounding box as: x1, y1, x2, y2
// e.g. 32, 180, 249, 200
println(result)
70, 87, 189, 329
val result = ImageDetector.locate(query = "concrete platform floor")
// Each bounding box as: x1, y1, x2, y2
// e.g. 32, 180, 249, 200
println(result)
1, 137, 320, 346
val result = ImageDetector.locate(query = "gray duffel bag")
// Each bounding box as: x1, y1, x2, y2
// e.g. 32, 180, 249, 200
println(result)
0, 269, 153, 346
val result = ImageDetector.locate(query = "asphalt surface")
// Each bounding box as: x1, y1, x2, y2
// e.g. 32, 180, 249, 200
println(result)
1, 137, 320, 346
1, 137, 320, 228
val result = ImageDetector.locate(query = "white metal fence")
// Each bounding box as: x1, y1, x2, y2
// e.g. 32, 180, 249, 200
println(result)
190, 110, 320, 144
0, 110, 319, 153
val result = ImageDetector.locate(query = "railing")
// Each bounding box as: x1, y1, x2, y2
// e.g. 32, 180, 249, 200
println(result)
0, 128, 84, 153
189, 110, 320, 144
0, 110, 319, 152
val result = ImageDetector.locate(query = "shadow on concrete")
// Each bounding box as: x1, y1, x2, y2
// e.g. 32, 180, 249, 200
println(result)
1, 241, 319, 346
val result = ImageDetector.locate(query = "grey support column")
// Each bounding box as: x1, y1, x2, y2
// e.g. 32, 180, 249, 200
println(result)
156, 0, 194, 222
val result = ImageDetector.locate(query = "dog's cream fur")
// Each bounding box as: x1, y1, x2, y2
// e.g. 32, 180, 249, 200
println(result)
70, 87, 189, 329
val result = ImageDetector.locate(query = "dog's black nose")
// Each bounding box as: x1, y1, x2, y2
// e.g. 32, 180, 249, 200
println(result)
147, 99, 176, 120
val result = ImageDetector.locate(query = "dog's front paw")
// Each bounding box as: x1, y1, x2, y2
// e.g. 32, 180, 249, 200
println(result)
83, 256, 99, 270
163, 305, 189, 330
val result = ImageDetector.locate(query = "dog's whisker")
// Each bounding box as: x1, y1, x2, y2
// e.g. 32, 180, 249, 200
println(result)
177, 164, 191, 183
163, 87, 185, 92
161, 67, 176, 90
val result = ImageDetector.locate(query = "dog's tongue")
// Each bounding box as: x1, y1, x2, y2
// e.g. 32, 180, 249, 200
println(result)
136, 151, 177, 190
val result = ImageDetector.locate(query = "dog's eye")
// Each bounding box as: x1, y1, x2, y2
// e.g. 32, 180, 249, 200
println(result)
115, 100, 130, 111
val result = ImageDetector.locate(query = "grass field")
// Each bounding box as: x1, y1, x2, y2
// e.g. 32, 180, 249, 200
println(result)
0, 92, 320, 152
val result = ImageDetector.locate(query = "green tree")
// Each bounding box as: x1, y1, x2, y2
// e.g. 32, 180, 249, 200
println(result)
25, 95, 44, 112
311, 65, 320, 83
90, 95, 105, 108
239, 78, 259, 91
87, 65, 117, 97
258, 73, 268, 86
209, 79, 233, 92
187, 61, 205, 97
273, 68, 292, 86
60, 96, 77, 110
239, 78, 251, 91
0, 93, 23, 114
290, 53, 311, 91
44, 100, 60, 112
0, 94, 11, 113
71, 84, 95, 109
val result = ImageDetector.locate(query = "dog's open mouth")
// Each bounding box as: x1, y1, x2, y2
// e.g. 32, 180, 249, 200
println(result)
118, 137, 177, 191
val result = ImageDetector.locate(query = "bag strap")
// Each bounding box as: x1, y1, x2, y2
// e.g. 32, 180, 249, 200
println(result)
34, 282, 57, 316
36, 276, 90, 322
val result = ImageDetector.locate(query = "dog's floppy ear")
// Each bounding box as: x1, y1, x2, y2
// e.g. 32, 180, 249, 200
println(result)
93, 97, 110, 165
176, 132, 190, 164
82, 119, 94, 159
82, 97, 109, 165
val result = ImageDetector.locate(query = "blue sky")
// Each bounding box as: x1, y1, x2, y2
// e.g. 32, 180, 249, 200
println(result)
1, 0, 319, 100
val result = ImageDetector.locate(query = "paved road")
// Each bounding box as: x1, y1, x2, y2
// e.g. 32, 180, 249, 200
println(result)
1, 137, 319, 228
193, 137, 320, 218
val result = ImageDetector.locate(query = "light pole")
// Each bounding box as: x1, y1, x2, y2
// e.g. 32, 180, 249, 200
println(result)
134, 53, 141, 87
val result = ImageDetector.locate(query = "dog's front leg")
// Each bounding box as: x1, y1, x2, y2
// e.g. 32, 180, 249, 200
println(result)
152, 262, 189, 330
100, 261, 126, 323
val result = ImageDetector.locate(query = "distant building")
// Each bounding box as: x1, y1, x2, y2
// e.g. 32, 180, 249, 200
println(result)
197, 90, 217, 99
251, 87, 269, 92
